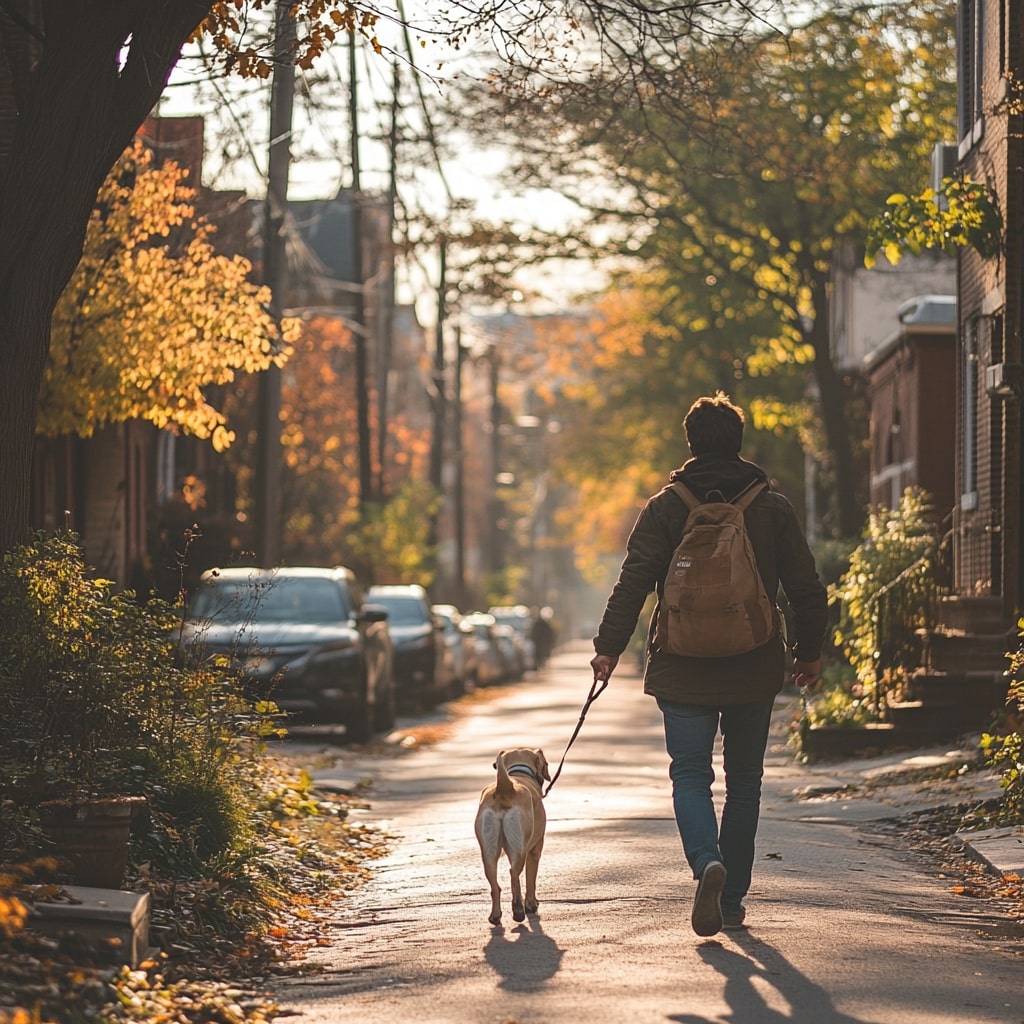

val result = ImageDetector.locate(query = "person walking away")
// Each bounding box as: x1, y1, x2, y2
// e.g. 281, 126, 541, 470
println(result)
531, 608, 556, 669
590, 392, 828, 937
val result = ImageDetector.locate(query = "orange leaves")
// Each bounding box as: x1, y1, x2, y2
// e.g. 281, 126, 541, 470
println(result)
199, 1, 380, 79
40, 141, 291, 447
0, 893, 27, 939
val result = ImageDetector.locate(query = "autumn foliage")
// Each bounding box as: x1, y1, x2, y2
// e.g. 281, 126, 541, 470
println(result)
40, 141, 296, 452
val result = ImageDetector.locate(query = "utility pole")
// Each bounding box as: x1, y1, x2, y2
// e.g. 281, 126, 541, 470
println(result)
255, 0, 295, 567
348, 32, 373, 510
488, 347, 503, 577
429, 237, 447, 498
376, 60, 400, 501
453, 326, 465, 602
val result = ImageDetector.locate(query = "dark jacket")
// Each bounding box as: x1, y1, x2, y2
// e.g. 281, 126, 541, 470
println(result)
593, 454, 829, 705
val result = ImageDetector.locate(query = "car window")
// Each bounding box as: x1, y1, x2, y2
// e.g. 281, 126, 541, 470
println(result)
190, 576, 350, 624
370, 595, 428, 625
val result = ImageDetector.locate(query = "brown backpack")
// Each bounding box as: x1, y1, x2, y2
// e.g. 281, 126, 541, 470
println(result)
654, 480, 779, 658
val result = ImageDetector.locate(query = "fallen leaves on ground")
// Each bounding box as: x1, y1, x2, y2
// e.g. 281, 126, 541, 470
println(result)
0, 781, 394, 1023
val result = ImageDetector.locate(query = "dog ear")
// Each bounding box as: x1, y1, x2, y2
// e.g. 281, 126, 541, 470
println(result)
535, 748, 551, 781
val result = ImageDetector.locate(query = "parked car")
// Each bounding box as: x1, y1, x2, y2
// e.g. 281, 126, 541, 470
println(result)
460, 611, 505, 688
492, 622, 526, 682
367, 584, 447, 712
432, 603, 471, 698
488, 604, 537, 671
181, 566, 394, 743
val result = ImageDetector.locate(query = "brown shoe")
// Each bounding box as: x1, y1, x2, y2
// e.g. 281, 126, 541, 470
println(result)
691, 861, 726, 936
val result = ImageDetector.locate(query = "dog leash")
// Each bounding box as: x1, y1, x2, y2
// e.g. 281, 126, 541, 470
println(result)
543, 675, 608, 798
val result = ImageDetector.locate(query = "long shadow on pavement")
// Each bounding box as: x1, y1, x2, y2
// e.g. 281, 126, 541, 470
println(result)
668, 933, 886, 1024
483, 915, 565, 993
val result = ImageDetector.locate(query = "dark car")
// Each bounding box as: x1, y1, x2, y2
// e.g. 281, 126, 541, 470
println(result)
432, 603, 471, 698
367, 584, 447, 712
181, 566, 394, 743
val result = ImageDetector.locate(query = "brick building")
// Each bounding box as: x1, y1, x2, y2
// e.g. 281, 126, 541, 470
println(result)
953, 2, 1022, 621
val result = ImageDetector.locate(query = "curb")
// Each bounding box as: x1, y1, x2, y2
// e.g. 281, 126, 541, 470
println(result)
953, 825, 1024, 877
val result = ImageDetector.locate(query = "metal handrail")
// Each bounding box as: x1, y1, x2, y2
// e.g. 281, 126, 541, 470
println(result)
872, 544, 947, 717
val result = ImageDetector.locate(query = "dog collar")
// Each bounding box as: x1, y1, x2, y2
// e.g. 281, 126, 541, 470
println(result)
507, 764, 541, 783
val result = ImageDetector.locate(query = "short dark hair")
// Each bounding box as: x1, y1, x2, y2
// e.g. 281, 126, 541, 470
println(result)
683, 391, 745, 456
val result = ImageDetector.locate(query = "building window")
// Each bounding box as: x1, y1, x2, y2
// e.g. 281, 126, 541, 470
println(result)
958, 0, 986, 154
961, 318, 980, 511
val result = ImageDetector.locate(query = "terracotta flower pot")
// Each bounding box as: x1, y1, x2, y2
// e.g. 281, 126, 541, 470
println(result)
36, 795, 147, 890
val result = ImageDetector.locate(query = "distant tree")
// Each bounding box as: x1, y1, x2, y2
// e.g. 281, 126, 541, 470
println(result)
41, 141, 291, 450
454, 0, 957, 537
535, 283, 807, 575
214, 313, 433, 574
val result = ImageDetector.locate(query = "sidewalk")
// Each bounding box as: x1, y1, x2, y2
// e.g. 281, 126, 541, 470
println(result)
277, 639, 1024, 1024
571, 639, 1022, 881
773, 691, 1023, 878
810, 735, 1022, 876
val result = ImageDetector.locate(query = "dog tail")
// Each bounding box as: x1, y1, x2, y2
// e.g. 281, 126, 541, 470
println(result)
495, 752, 516, 798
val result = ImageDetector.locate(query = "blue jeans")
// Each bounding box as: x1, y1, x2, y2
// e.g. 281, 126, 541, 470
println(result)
657, 696, 774, 910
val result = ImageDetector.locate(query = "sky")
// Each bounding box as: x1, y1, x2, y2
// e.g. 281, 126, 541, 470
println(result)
158, 19, 598, 323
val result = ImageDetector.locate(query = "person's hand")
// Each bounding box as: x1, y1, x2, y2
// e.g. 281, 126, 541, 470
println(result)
590, 653, 618, 683
793, 657, 822, 692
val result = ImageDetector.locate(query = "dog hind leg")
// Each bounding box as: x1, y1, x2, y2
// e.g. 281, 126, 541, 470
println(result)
502, 809, 528, 922
475, 812, 504, 925
524, 836, 543, 915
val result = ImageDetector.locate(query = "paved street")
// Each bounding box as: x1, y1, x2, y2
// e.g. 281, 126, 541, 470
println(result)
274, 642, 1021, 1024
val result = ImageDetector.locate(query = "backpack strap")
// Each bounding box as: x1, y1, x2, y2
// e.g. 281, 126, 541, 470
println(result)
669, 481, 702, 510
669, 479, 767, 510
732, 480, 768, 511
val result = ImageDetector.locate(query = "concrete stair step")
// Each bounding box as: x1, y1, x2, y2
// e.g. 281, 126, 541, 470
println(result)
935, 595, 1006, 634
801, 723, 903, 761
801, 711, 985, 761
906, 670, 1010, 715
886, 699, 974, 733
926, 630, 1014, 674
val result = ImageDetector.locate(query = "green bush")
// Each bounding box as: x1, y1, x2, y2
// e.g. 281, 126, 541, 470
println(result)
0, 531, 282, 876
980, 621, 1024, 821
794, 659, 877, 750
829, 487, 944, 702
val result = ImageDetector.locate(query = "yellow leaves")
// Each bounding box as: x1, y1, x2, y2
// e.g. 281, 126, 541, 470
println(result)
41, 141, 290, 447
211, 426, 236, 453
866, 178, 1002, 268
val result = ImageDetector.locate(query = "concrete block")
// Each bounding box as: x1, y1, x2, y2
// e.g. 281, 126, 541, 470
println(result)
28, 885, 150, 967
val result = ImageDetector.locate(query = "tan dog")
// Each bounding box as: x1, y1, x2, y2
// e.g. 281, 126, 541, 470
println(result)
474, 747, 550, 925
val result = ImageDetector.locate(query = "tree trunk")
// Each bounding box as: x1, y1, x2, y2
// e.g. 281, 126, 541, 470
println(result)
0, 1, 212, 552
805, 284, 860, 539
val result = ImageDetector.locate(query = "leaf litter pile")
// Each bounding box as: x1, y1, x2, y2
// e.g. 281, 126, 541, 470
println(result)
0, 753, 395, 1024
